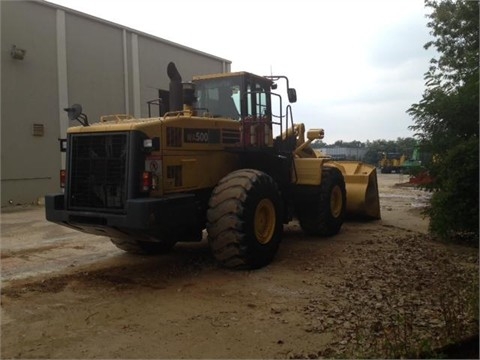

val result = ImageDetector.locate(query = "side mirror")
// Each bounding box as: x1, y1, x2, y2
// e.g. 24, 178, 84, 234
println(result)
64, 104, 89, 126
64, 104, 83, 121
287, 88, 297, 103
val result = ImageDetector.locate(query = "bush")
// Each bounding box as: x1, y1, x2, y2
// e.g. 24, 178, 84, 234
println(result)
427, 137, 479, 244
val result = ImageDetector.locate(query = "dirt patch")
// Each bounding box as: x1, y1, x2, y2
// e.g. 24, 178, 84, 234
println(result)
1, 174, 478, 359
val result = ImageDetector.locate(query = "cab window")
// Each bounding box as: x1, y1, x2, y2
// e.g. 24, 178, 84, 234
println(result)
195, 79, 241, 120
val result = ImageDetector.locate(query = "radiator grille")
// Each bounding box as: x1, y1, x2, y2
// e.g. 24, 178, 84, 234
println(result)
222, 128, 240, 144
68, 133, 128, 211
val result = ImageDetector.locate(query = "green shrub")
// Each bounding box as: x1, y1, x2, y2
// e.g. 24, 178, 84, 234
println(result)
427, 137, 479, 244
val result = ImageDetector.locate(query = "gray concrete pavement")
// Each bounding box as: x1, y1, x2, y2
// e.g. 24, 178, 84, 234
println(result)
0, 173, 430, 283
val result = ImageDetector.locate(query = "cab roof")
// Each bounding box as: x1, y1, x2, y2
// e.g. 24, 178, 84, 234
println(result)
192, 71, 273, 86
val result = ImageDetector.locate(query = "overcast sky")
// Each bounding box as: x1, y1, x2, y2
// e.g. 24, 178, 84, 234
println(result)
46, 0, 436, 143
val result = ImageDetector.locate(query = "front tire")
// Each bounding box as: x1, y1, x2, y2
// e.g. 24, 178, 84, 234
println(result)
207, 169, 283, 269
297, 166, 346, 236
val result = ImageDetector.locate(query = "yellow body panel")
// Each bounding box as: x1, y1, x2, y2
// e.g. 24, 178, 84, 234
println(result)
159, 115, 241, 193
67, 116, 380, 219
67, 114, 242, 196
293, 158, 326, 185
160, 151, 239, 193
67, 117, 161, 133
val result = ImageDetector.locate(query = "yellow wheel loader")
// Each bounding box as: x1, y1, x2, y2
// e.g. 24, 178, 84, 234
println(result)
378, 152, 406, 173
46, 62, 380, 269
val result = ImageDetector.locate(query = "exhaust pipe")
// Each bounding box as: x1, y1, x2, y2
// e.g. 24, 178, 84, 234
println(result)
167, 62, 183, 112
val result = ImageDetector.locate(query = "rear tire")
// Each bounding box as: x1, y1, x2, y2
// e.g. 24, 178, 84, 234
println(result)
207, 169, 283, 269
297, 166, 346, 236
110, 238, 175, 255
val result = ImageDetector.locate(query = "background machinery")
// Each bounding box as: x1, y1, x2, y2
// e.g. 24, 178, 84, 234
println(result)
46, 62, 380, 269
378, 152, 406, 174
400, 147, 423, 174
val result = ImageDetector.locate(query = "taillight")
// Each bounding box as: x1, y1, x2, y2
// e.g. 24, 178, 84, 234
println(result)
142, 171, 152, 192
60, 169, 66, 188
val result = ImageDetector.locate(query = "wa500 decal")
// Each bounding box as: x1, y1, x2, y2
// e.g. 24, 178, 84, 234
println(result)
184, 128, 220, 144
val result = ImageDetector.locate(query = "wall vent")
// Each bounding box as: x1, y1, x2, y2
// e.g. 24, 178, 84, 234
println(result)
32, 123, 44, 136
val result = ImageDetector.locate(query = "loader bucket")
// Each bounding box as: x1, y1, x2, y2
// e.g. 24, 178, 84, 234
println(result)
331, 161, 381, 220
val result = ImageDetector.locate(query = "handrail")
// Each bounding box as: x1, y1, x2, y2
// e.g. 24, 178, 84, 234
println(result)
163, 110, 193, 118
100, 114, 134, 122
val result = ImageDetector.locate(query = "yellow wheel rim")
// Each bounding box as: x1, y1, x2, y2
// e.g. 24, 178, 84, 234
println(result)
331, 185, 343, 218
254, 199, 276, 245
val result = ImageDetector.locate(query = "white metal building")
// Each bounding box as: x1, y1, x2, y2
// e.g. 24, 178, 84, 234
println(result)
1, 0, 231, 207
319, 147, 368, 161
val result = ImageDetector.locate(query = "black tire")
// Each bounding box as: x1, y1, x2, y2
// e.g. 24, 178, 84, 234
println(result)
297, 166, 346, 236
110, 237, 175, 255
207, 169, 283, 269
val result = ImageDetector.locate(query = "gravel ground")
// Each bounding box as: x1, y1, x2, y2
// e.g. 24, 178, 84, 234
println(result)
1, 174, 478, 359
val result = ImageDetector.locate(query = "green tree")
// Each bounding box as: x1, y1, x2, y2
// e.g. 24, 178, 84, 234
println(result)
310, 139, 327, 149
407, 0, 479, 243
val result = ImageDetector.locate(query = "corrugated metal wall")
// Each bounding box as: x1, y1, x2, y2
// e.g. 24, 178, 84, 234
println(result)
1, 0, 231, 206
319, 147, 368, 160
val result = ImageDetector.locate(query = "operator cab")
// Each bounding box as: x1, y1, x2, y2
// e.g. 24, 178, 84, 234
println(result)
193, 72, 298, 149
193, 72, 274, 121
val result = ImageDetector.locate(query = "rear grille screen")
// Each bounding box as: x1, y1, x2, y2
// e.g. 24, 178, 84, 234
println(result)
68, 133, 128, 211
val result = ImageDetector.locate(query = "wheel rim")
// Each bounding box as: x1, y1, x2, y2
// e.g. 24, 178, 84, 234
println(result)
254, 198, 276, 244
330, 185, 343, 218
